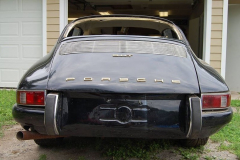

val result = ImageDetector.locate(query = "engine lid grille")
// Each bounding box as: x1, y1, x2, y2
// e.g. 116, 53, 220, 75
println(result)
59, 40, 187, 58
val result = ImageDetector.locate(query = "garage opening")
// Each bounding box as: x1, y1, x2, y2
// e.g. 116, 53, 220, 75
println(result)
68, 0, 204, 59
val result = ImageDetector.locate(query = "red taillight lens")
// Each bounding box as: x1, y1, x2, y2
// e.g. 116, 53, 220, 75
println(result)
17, 91, 45, 105
202, 93, 231, 109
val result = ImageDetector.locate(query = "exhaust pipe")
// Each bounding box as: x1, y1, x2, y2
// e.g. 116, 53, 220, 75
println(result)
16, 131, 65, 140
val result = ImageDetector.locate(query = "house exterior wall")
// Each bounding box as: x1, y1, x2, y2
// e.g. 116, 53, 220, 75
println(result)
47, 0, 60, 53
210, 0, 224, 74
225, 4, 240, 92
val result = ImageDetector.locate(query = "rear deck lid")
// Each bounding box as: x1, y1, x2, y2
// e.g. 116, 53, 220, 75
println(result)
47, 38, 199, 93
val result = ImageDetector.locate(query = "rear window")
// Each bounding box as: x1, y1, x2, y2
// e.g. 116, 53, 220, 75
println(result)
58, 40, 187, 58
64, 17, 181, 40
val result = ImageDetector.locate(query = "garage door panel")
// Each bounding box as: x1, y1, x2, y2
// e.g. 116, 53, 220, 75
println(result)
0, 41, 42, 45
0, 59, 38, 69
22, 0, 42, 11
0, 45, 19, 58
0, 0, 42, 87
0, 22, 19, 36
22, 45, 42, 58
1, 69, 19, 82
1, 37, 42, 42
0, 12, 42, 18
0, 0, 18, 11
0, 43, 42, 60
0, 59, 40, 65
0, 82, 18, 87
22, 22, 42, 36
0, 20, 42, 37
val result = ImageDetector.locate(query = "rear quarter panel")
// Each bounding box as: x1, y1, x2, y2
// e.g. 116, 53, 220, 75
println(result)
189, 48, 229, 93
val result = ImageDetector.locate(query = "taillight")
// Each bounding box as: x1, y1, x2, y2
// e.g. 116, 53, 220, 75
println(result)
17, 91, 45, 106
202, 93, 231, 109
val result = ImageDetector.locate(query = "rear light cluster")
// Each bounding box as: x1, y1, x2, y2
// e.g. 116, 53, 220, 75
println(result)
17, 91, 45, 106
202, 93, 231, 109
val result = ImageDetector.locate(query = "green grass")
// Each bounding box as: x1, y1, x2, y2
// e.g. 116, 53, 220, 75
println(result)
210, 113, 240, 158
177, 147, 204, 160
231, 100, 240, 107
60, 137, 208, 160
210, 102, 240, 158
99, 139, 170, 159
63, 137, 173, 160
0, 89, 16, 136
39, 154, 47, 160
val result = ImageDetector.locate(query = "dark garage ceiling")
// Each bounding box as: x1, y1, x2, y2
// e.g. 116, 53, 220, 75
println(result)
68, 0, 202, 20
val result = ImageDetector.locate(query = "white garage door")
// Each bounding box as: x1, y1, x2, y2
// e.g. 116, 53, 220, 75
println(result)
0, 0, 43, 87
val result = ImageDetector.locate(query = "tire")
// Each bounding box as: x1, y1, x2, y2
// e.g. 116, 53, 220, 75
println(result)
180, 137, 209, 147
34, 137, 64, 147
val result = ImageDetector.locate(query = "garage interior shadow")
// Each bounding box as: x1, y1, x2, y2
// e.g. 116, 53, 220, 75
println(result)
68, 0, 204, 59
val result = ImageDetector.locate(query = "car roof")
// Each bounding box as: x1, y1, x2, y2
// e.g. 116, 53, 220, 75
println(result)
70, 14, 176, 26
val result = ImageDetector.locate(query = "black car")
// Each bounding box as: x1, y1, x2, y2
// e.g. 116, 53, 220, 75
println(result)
13, 15, 232, 147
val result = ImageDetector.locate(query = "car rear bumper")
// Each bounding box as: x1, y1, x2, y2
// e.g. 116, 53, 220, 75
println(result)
200, 109, 233, 138
12, 104, 46, 134
12, 102, 233, 139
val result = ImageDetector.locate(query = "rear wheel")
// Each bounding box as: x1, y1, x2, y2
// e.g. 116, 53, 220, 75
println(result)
180, 137, 209, 147
34, 138, 64, 147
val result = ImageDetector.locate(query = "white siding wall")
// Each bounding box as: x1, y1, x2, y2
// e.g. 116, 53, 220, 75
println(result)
226, 4, 240, 91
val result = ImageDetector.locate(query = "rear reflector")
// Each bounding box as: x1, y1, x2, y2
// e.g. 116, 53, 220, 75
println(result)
17, 91, 45, 106
202, 93, 231, 109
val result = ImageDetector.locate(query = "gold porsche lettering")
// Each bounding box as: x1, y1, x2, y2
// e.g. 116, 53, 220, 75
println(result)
80, 77, 180, 84
119, 78, 128, 82
137, 78, 146, 82
101, 77, 111, 81
154, 79, 164, 83
172, 80, 181, 84
84, 77, 93, 81
66, 77, 75, 81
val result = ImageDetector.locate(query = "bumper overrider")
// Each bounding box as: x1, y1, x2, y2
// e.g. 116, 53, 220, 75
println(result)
12, 93, 233, 139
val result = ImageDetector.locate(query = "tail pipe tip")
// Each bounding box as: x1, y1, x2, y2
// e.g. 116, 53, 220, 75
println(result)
16, 131, 65, 140
16, 131, 24, 140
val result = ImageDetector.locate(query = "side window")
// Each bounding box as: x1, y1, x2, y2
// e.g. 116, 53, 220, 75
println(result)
67, 27, 83, 37
162, 28, 178, 39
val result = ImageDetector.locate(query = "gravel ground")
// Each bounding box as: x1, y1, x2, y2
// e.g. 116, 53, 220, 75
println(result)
0, 125, 238, 160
